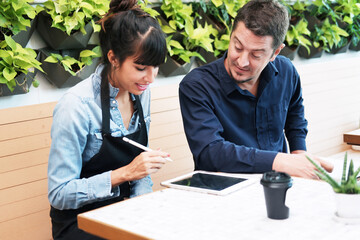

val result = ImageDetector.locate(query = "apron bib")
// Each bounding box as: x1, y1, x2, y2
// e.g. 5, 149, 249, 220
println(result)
50, 77, 148, 240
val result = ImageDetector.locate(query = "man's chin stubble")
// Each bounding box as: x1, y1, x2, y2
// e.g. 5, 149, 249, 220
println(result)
229, 70, 253, 84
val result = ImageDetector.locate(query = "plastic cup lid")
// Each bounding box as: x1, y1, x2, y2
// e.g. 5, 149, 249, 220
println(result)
260, 171, 293, 188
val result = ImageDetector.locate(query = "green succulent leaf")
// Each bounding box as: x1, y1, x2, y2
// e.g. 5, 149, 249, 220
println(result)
307, 153, 360, 194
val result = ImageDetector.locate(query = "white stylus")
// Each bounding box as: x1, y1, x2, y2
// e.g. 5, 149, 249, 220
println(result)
122, 137, 173, 162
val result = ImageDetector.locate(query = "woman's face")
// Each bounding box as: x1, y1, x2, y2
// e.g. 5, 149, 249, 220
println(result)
109, 53, 159, 95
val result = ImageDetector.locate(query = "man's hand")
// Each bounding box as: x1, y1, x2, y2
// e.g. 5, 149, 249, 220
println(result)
272, 152, 334, 179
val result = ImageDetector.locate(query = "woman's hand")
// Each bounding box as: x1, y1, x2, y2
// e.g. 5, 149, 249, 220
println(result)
111, 150, 170, 187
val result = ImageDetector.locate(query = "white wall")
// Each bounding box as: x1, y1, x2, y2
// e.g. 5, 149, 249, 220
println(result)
296, 50, 360, 156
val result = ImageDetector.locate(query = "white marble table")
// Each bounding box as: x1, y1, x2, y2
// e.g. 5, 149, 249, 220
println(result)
78, 164, 360, 240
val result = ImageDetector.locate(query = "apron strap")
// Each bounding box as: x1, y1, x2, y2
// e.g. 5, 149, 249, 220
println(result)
101, 75, 145, 136
101, 76, 111, 136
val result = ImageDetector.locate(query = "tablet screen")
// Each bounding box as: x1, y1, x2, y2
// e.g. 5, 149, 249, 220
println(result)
171, 172, 247, 191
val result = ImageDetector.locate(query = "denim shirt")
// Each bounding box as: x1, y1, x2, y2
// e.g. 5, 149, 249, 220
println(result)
48, 64, 153, 210
179, 54, 308, 173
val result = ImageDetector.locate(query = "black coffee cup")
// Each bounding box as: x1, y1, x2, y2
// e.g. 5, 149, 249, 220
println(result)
260, 171, 292, 220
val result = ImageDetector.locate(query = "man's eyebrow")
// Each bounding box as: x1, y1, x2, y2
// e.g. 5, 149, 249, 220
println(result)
234, 36, 266, 52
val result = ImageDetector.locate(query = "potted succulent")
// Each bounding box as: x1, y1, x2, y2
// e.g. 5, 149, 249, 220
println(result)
37, 0, 109, 50
40, 45, 101, 88
0, 35, 43, 96
307, 152, 360, 219
0, 0, 41, 47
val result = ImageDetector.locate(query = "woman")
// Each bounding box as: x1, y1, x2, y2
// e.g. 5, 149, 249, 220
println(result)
47, 0, 169, 239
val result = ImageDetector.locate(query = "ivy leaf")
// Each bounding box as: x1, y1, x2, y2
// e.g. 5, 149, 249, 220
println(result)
64, 16, 79, 35
54, 15, 64, 24
0, 50, 11, 59
45, 56, 59, 63
4, 35, 17, 51
211, 0, 223, 8
79, 2, 94, 12
169, 40, 184, 49
80, 50, 96, 58
3, 67, 17, 81
0, 75, 8, 84
161, 25, 176, 34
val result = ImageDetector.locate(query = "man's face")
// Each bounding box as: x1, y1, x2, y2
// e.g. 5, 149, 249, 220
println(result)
225, 21, 283, 84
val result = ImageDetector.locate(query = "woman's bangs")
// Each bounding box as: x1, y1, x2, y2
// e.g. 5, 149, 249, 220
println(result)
134, 30, 167, 66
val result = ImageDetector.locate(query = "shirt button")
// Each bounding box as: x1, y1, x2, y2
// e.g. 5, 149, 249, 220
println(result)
112, 107, 115, 110
112, 100, 116, 104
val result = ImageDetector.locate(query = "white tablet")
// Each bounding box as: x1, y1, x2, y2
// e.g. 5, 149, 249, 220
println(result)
160, 171, 256, 196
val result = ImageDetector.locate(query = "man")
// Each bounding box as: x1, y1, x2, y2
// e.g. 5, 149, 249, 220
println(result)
179, 0, 333, 179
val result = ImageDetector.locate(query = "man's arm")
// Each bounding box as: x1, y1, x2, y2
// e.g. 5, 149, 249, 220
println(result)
284, 68, 308, 152
277, 69, 333, 178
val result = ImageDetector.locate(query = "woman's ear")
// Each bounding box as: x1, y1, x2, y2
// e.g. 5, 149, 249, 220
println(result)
107, 50, 119, 67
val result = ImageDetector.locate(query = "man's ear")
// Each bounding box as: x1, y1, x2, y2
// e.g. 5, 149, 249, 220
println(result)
270, 43, 285, 62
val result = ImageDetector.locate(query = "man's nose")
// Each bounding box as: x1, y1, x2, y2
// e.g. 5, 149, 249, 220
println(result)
237, 52, 250, 68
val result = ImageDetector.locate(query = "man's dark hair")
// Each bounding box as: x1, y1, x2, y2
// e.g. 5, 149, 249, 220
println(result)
232, 0, 289, 49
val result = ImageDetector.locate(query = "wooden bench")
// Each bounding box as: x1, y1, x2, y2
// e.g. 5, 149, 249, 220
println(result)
0, 101, 55, 240
0, 83, 193, 240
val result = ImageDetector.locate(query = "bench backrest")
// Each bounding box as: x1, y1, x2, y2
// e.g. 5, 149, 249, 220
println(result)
0, 84, 193, 240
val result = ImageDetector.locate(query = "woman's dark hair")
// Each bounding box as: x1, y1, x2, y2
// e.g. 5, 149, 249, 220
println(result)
98, 0, 166, 68
232, 0, 289, 49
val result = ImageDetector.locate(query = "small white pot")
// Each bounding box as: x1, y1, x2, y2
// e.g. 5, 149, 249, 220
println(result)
334, 193, 360, 218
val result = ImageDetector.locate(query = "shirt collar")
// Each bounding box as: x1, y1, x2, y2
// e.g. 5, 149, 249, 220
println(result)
218, 52, 279, 96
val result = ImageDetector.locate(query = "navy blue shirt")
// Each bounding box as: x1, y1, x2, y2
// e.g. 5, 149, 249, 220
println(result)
179, 54, 308, 173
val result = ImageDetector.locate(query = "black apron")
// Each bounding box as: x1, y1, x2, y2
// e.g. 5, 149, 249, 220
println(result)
50, 77, 148, 240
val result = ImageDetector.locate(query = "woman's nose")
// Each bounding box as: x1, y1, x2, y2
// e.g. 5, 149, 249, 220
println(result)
145, 67, 159, 83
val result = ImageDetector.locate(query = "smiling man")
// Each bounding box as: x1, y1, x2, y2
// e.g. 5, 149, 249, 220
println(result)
179, 0, 333, 179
